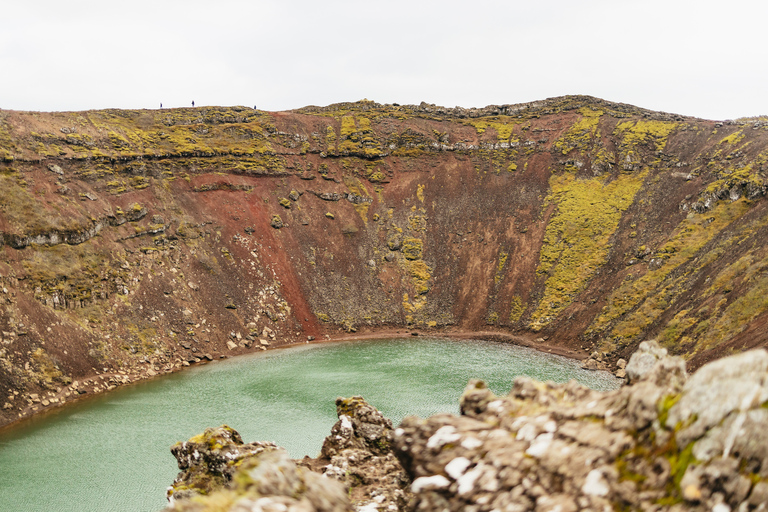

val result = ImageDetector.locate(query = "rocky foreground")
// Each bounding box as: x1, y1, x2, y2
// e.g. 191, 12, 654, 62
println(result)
163, 340, 768, 512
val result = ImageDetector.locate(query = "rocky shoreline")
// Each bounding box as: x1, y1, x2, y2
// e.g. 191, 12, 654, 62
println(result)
1, 329, 594, 431
163, 340, 768, 512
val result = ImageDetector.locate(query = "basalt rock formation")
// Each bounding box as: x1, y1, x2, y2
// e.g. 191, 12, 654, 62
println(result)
165, 341, 768, 511
1, 96, 768, 426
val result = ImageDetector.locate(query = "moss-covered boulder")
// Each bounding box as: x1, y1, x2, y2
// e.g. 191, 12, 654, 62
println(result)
166, 427, 350, 512
167, 425, 279, 502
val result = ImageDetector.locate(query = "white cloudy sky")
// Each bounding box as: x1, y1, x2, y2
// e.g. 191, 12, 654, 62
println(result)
2, 0, 767, 120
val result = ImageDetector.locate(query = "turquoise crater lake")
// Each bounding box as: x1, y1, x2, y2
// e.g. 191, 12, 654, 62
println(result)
0, 337, 619, 512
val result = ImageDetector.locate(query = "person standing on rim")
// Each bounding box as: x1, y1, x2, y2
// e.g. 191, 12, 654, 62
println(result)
192, 100, 195, 107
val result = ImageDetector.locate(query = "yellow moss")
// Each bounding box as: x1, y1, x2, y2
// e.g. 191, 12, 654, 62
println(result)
108, 131, 131, 150
337, 117, 357, 154
335, 116, 382, 158
343, 175, 371, 223
509, 296, 526, 323
416, 184, 425, 203
392, 147, 424, 158
700, 275, 768, 353
659, 310, 697, 349
704, 163, 766, 198
463, 116, 519, 141
530, 171, 646, 330
368, 171, 386, 182
553, 107, 603, 155
130, 176, 149, 189
705, 254, 754, 296
406, 260, 432, 295
408, 215, 426, 232
401, 238, 423, 260
591, 198, 752, 350
614, 119, 678, 152
719, 130, 745, 146
495, 251, 509, 285
402, 293, 427, 321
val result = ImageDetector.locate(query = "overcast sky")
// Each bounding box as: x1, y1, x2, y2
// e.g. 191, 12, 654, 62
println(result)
2, 1, 767, 120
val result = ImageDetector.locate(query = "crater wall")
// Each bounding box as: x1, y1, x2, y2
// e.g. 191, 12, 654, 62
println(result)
1, 96, 768, 426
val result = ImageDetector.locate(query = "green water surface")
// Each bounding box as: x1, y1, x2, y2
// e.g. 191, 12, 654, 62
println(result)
0, 337, 619, 512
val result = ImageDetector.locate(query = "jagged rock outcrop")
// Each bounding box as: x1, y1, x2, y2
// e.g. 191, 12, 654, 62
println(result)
166, 426, 350, 512
164, 342, 768, 511
165, 397, 408, 512
167, 426, 280, 501
318, 396, 410, 511
394, 341, 768, 511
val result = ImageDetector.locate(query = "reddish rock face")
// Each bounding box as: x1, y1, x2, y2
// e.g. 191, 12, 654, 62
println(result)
1, 96, 768, 426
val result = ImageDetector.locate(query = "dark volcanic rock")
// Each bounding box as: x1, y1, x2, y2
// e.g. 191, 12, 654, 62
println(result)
318, 396, 410, 511
270, 215, 284, 229
320, 395, 393, 458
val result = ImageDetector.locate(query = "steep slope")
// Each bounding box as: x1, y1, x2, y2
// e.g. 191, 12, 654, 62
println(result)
1, 96, 767, 427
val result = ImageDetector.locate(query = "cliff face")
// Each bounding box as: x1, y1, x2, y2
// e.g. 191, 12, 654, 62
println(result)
1, 96, 768, 425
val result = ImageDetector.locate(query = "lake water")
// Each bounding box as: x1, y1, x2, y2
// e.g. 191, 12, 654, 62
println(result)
0, 337, 619, 512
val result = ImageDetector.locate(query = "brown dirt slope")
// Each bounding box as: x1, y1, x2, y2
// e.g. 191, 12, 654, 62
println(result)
1, 95, 767, 427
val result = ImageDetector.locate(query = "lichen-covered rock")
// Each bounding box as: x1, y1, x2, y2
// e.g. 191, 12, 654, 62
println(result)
392, 341, 768, 511
319, 396, 410, 512
165, 398, 410, 512
167, 425, 280, 501
165, 426, 350, 512
166, 448, 351, 512
624, 339, 687, 388
321, 396, 393, 458
270, 215, 283, 229
667, 348, 768, 446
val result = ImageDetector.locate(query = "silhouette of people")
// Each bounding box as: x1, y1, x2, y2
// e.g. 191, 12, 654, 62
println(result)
160, 103, 163, 108
192, 100, 195, 107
